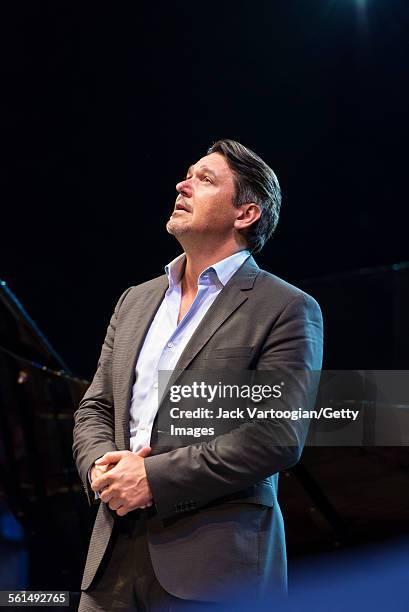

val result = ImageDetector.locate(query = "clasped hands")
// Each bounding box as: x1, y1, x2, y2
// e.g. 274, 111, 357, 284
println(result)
90, 446, 153, 516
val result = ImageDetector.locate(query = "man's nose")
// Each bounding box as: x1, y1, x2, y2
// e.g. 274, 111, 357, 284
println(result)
176, 178, 192, 197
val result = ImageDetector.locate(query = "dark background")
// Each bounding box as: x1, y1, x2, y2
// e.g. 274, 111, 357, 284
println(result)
1, 4, 409, 606
1, 0, 408, 378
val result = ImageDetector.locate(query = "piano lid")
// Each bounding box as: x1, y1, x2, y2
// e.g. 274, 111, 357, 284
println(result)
0, 279, 70, 373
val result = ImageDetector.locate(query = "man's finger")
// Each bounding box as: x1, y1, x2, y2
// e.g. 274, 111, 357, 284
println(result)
92, 472, 114, 491
99, 486, 115, 503
136, 446, 151, 458
108, 499, 124, 512
95, 451, 129, 465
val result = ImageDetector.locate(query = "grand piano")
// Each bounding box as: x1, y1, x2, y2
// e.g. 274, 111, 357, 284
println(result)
0, 279, 89, 597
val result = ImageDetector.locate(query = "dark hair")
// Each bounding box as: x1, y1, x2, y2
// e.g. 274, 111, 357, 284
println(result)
207, 139, 281, 253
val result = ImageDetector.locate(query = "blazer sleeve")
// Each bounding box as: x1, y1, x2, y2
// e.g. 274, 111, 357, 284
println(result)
72, 288, 132, 506
144, 292, 324, 519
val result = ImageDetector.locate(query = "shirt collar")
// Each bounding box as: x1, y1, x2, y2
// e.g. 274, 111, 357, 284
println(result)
165, 253, 186, 290
165, 250, 251, 289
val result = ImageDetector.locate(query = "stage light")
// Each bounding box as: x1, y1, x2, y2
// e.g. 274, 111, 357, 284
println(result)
356, 0, 369, 26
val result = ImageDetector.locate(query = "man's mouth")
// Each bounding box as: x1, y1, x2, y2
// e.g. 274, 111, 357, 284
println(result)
175, 202, 191, 213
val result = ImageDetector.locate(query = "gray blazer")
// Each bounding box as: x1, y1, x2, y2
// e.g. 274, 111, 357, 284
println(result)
72, 256, 323, 602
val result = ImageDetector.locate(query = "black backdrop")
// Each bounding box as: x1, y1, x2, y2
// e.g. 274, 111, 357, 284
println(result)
1, 1, 408, 377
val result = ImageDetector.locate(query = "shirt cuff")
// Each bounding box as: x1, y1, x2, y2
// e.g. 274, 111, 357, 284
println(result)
88, 465, 101, 500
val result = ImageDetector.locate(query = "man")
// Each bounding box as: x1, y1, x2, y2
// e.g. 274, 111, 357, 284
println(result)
73, 139, 323, 611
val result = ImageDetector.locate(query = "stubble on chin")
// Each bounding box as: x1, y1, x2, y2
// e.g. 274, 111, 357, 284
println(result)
166, 217, 186, 236
166, 218, 176, 235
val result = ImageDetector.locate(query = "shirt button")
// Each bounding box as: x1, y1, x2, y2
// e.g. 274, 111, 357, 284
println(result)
167, 342, 174, 348
153, 382, 158, 389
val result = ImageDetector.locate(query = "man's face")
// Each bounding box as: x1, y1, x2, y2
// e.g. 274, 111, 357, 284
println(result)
167, 152, 239, 244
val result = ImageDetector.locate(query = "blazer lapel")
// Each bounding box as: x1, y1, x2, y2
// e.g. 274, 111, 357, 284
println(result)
114, 275, 168, 449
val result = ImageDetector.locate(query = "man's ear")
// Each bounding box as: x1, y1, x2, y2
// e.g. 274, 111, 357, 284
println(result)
234, 203, 261, 232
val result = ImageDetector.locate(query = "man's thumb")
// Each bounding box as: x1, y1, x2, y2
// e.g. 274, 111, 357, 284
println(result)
95, 451, 128, 465
136, 446, 152, 458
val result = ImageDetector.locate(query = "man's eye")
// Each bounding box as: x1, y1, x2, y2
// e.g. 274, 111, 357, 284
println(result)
203, 176, 212, 183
